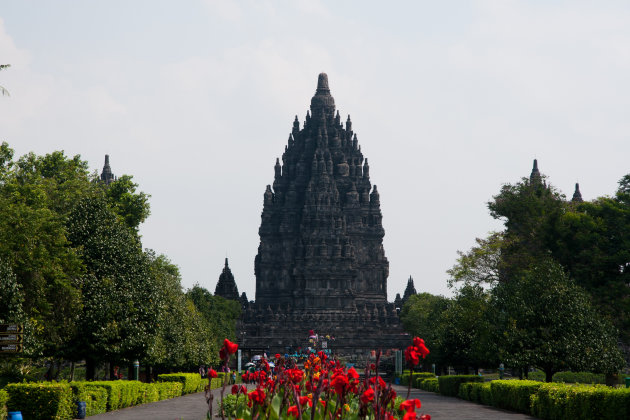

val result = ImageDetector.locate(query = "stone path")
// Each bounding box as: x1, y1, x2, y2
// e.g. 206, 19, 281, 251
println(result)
87, 384, 535, 420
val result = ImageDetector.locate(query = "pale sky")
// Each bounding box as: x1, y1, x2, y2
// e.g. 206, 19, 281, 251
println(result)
1, 1, 629, 300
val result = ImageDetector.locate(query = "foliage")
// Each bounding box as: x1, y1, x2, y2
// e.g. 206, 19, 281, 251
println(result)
437, 375, 483, 397
447, 232, 504, 288
67, 195, 161, 368
69, 383, 108, 417
0, 64, 10, 97
489, 380, 543, 413
399, 292, 448, 367
4, 382, 74, 420
157, 373, 207, 395
104, 174, 150, 230
530, 383, 630, 420
417, 378, 439, 393
552, 371, 607, 384
0, 389, 7, 420
186, 285, 241, 348
154, 381, 183, 400
144, 252, 218, 369
491, 259, 624, 381
459, 382, 492, 405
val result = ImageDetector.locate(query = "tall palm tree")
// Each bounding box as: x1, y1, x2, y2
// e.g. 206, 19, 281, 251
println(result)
0, 64, 10, 96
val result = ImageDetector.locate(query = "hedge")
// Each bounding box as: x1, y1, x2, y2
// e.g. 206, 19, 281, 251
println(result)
418, 378, 439, 393
490, 380, 543, 414
530, 383, 630, 420
157, 373, 207, 394
69, 383, 108, 417
154, 381, 183, 400
438, 375, 483, 397
0, 389, 8, 420
4, 382, 74, 420
400, 371, 434, 386
413, 373, 437, 388
552, 371, 606, 384
84, 380, 149, 411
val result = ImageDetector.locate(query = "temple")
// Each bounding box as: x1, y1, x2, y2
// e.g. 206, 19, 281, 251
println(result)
214, 258, 239, 301
100, 154, 116, 185
239, 73, 407, 355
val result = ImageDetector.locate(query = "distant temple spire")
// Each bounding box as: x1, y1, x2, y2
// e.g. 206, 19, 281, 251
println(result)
572, 183, 583, 203
100, 154, 116, 185
214, 258, 239, 301
530, 159, 541, 184
402, 276, 417, 304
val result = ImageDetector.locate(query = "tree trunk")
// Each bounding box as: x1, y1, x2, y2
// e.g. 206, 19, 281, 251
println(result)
70, 361, 75, 382
86, 358, 96, 381
545, 368, 553, 382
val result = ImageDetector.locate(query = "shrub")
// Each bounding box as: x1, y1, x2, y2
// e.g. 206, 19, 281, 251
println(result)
86, 380, 145, 410
418, 378, 439, 393
552, 371, 606, 384
158, 373, 206, 394
0, 389, 8, 420
458, 383, 473, 400
154, 381, 183, 400
490, 380, 543, 413
438, 375, 483, 397
479, 382, 493, 406
4, 382, 74, 420
69, 383, 108, 417
413, 372, 436, 388
219, 393, 240, 417
531, 383, 630, 420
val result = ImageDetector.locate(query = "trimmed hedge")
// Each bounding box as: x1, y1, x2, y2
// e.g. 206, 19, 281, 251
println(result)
400, 371, 434, 386
154, 381, 183, 400
157, 373, 207, 394
0, 389, 8, 420
85, 380, 148, 411
552, 371, 606, 384
530, 383, 630, 420
69, 383, 108, 417
418, 378, 439, 393
5, 382, 74, 420
490, 380, 543, 414
438, 375, 483, 397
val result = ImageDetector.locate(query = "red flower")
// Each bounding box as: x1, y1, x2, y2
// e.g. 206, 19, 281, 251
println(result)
400, 399, 422, 412
347, 367, 360, 380
413, 337, 430, 358
299, 396, 312, 407
248, 387, 266, 405
370, 363, 377, 371
223, 339, 239, 354
240, 385, 247, 394
404, 346, 420, 366
275, 353, 281, 359
360, 388, 375, 404
288, 368, 304, 383
288, 405, 299, 417
331, 374, 349, 395
403, 412, 417, 420
419, 415, 431, 420
208, 368, 218, 378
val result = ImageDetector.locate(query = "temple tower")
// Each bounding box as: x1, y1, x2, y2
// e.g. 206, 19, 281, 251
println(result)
100, 154, 116, 185
215, 258, 239, 301
242, 73, 405, 354
571, 183, 583, 203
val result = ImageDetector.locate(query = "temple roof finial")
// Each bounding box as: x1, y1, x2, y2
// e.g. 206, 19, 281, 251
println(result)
530, 159, 541, 183
316, 73, 330, 93
572, 182, 583, 203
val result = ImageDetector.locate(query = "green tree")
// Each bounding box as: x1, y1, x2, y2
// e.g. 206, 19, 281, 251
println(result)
186, 285, 241, 348
400, 293, 449, 370
438, 284, 495, 373
491, 259, 624, 382
104, 174, 151, 230
446, 232, 504, 289
66, 196, 160, 378
144, 252, 218, 371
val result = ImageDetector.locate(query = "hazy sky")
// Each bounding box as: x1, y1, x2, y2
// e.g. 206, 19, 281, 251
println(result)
1, 1, 629, 300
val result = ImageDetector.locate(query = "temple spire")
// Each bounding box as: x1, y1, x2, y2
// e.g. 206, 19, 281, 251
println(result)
215, 258, 239, 301
530, 159, 541, 184
310, 72, 336, 120
572, 182, 583, 203
100, 154, 116, 185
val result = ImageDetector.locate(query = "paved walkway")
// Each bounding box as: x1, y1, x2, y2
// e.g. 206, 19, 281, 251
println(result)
87, 384, 535, 420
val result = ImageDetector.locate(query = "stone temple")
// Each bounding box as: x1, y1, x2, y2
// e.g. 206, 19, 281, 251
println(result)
239, 73, 407, 355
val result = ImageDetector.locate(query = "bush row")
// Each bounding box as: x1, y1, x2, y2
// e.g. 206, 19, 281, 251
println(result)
2, 373, 205, 420
525, 370, 607, 384
458, 379, 630, 419
0, 389, 9, 420
437, 375, 483, 397
399, 371, 435, 386
417, 378, 439, 393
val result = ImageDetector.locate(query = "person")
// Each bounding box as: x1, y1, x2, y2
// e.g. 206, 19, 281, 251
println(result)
231, 371, 236, 384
